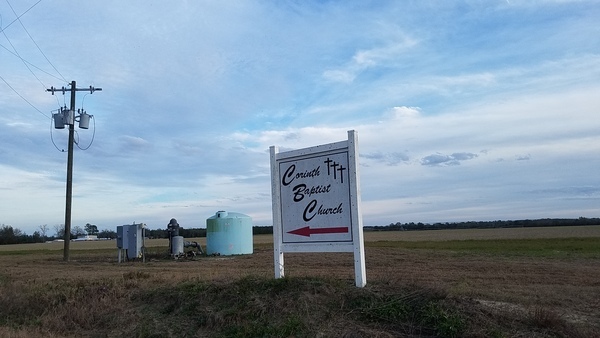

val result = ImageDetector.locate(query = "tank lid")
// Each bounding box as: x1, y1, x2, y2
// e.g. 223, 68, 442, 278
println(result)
208, 210, 251, 220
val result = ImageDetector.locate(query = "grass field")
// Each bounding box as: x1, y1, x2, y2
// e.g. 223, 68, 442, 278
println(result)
2, 225, 599, 252
1, 225, 599, 337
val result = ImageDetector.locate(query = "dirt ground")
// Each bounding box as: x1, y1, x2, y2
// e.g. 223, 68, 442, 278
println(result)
3, 247, 599, 327
2, 226, 599, 334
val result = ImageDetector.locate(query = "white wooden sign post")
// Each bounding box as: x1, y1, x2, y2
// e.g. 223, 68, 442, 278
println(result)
270, 130, 366, 287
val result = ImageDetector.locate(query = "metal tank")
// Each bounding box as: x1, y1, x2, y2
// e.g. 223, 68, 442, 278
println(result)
171, 236, 184, 256
206, 211, 253, 256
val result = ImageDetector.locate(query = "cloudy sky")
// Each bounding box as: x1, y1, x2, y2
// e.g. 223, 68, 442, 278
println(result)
1, 1, 599, 235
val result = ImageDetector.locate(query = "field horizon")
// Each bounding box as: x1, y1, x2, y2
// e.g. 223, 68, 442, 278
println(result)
2, 224, 599, 253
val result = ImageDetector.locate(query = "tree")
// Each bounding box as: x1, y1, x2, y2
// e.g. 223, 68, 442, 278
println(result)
13, 227, 23, 237
54, 224, 65, 239
0, 224, 16, 244
98, 229, 117, 239
38, 224, 49, 240
72, 226, 85, 237
84, 223, 99, 235
32, 231, 42, 243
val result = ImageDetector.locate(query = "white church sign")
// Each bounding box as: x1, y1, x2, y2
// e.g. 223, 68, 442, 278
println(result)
270, 130, 366, 287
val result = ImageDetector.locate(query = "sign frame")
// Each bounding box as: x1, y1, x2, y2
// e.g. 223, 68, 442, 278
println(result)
270, 130, 366, 287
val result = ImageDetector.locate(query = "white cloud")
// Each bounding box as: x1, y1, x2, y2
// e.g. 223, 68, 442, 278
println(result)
322, 69, 356, 84
322, 29, 418, 84
420, 152, 478, 166
119, 136, 151, 152
1, 1, 599, 233
386, 106, 421, 120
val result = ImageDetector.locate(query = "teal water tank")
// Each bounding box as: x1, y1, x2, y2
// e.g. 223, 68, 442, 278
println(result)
206, 211, 253, 255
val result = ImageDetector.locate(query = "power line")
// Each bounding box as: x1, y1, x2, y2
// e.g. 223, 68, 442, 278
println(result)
0, 14, 48, 90
0, 73, 50, 119
1, 8, 68, 92
0, 43, 65, 82
5, 0, 66, 83
0, 1, 66, 117
0, 24, 58, 109
49, 108, 66, 152
75, 111, 97, 150
0, 0, 42, 34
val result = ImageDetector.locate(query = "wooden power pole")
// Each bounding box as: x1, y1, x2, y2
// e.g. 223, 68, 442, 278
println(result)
47, 81, 101, 261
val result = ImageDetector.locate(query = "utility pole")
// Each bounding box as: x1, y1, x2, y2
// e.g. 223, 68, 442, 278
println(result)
47, 81, 101, 261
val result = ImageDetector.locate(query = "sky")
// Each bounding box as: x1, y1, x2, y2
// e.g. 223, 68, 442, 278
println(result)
1, 0, 599, 235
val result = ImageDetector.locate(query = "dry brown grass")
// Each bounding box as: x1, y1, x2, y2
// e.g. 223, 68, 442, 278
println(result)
0, 226, 599, 337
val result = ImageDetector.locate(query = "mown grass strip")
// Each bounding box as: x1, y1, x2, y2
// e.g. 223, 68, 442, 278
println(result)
0, 249, 59, 256
4, 237, 599, 259
367, 237, 600, 257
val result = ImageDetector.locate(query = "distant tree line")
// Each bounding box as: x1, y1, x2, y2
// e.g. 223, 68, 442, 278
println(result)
0, 224, 275, 245
145, 226, 274, 239
365, 217, 600, 231
145, 227, 207, 239
0, 223, 116, 245
0, 225, 42, 245
2, 218, 598, 245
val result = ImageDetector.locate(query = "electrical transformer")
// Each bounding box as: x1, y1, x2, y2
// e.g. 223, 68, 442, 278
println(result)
116, 223, 146, 262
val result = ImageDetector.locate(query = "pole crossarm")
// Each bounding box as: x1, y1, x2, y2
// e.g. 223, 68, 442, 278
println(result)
46, 86, 102, 95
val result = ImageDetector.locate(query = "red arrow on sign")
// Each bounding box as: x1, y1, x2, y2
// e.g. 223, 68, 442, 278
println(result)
287, 226, 349, 237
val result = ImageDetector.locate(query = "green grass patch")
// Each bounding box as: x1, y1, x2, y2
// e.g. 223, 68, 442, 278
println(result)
0, 249, 60, 256
220, 315, 306, 338
368, 237, 600, 258
133, 276, 469, 337
0, 273, 590, 337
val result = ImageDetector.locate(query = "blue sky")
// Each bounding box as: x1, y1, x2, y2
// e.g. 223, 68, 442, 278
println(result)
1, 1, 599, 235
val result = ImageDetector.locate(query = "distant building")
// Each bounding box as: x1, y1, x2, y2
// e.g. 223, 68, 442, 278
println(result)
73, 235, 98, 241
